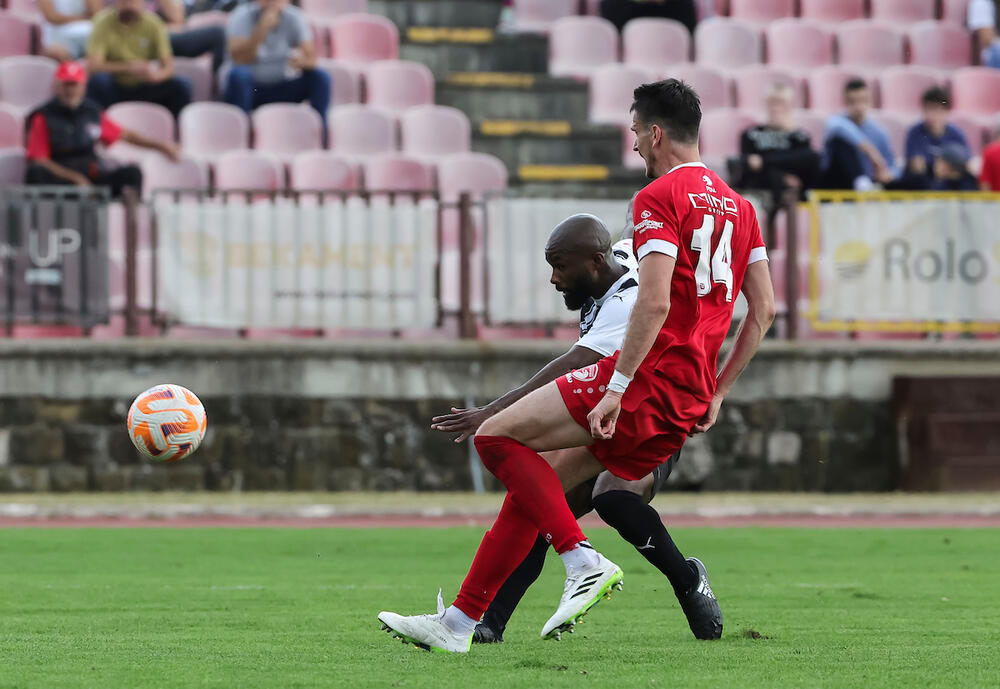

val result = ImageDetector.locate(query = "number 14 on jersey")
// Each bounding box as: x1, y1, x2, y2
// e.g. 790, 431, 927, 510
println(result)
691, 215, 734, 302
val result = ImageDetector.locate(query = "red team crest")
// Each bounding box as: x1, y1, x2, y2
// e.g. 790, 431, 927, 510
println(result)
566, 363, 601, 384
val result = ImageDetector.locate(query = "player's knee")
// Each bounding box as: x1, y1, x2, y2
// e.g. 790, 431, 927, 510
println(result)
592, 489, 643, 528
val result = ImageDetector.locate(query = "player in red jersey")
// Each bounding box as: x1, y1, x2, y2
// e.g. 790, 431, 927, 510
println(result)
378, 79, 776, 653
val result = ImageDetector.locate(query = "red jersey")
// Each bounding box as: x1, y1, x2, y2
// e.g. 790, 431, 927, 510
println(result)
979, 141, 1000, 192
631, 162, 767, 404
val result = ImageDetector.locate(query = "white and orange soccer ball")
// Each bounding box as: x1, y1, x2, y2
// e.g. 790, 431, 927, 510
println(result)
126, 384, 207, 462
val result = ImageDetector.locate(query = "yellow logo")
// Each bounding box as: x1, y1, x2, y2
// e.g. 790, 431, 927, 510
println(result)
833, 241, 872, 279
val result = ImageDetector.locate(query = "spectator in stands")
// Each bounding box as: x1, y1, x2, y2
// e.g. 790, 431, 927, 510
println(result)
968, 0, 1000, 68
24, 62, 180, 198
221, 0, 331, 129
156, 0, 228, 75
900, 87, 970, 189
821, 79, 895, 191
39, 0, 102, 63
738, 83, 819, 212
930, 143, 978, 191
600, 0, 697, 35
85, 0, 192, 118
979, 116, 1000, 191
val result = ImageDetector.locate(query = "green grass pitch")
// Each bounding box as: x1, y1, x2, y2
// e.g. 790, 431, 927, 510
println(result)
1, 527, 998, 689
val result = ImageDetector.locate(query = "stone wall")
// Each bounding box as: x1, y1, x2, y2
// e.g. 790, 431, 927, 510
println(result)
1, 340, 999, 492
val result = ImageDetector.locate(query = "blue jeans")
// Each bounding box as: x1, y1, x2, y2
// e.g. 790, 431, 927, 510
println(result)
87, 72, 192, 119
223, 66, 331, 129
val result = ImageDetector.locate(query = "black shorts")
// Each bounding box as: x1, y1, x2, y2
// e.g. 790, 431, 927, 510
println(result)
649, 449, 681, 500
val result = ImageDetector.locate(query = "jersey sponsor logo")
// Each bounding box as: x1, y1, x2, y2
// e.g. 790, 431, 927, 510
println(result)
633, 218, 664, 233
566, 363, 600, 384
703, 174, 717, 193
688, 192, 738, 217
640, 209, 652, 219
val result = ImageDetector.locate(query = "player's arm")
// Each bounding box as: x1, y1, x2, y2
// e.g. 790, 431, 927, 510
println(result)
691, 259, 775, 434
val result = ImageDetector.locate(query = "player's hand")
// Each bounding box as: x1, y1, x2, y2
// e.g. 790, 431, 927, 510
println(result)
587, 391, 622, 440
908, 155, 926, 175
288, 51, 307, 70
162, 143, 181, 163
128, 61, 153, 80
259, 7, 281, 32
430, 405, 497, 443
690, 394, 723, 435
71, 172, 92, 187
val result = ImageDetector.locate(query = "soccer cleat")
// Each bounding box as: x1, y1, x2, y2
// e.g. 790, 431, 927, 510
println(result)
540, 552, 623, 640
677, 557, 723, 640
472, 623, 503, 644
377, 591, 474, 653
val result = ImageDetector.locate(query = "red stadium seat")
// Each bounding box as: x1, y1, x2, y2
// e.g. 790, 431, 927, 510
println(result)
214, 150, 283, 191
699, 107, 757, 159
511, 0, 578, 34
940, 0, 970, 24
728, 0, 795, 23
879, 66, 946, 116
0, 55, 56, 110
289, 150, 359, 191
184, 10, 227, 29
328, 104, 396, 159
0, 14, 33, 58
0, 147, 26, 185
870, 0, 936, 24
141, 155, 208, 195
732, 65, 805, 112
799, 0, 865, 22
766, 19, 835, 69
867, 110, 908, 162
589, 63, 657, 125
549, 16, 619, 80
952, 67, 1000, 116
365, 60, 435, 114
437, 153, 508, 202
172, 57, 213, 102
0, 103, 23, 147
949, 113, 988, 154
399, 105, 471, 160
179, 102, 250, 161
694, 18, 762, 68
622, 18, 691, 70
300, 0, 367, 18
907, 21, 972, 69
316, 58, 362, 106
251, 103, 323, 159
836, 21, 905, 68
806, 66, 868, 112
362, 154, 434, 193
665, 63, 731, 110
329, 14, 399, 63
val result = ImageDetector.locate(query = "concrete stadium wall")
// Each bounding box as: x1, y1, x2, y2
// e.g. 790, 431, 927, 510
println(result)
1, 340, 999, 493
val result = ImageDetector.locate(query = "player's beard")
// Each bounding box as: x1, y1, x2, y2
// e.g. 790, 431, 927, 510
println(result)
561, 282, 591, 311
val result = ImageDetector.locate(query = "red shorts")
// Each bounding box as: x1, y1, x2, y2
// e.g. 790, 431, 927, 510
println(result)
556, 353, 710, 481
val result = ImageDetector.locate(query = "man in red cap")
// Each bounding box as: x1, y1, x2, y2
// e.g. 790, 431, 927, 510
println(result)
25, 62, 181, 198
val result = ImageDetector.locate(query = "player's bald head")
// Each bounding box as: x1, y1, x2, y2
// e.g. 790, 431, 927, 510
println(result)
544, 214, 612, 257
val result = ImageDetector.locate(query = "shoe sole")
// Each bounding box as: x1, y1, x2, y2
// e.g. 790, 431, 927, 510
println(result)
543, 570, 624, 641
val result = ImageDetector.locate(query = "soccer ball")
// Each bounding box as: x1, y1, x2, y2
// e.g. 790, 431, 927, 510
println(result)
126, 384, 207, 462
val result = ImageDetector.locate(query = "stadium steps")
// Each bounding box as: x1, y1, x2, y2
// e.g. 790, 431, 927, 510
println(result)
371, 0, 503, 29
437, 71, 588, 121
401, 29, 547, 76
473, 118, 623, 169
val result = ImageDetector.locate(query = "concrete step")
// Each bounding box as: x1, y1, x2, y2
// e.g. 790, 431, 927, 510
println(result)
472, 119, 623, 169
402, 33, 548, 77
372, 0, 503, 29
437, 72, 588, 122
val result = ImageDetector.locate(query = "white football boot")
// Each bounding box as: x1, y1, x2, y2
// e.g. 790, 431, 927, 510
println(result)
541, 552, 624, 639
378, 591, 473, 653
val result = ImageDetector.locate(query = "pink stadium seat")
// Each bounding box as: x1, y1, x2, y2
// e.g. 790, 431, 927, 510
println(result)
106, 102, 175, 141
879, 66, 946, 115
316, 58, 362, 106
0, 103, 23, 147
728, 0, 795, 23
6, 0, 44, 18
799, 0, 865, 22
940, 0, 970, 24
289, 150, 358, 191
952, 67, 1000, 115
328, 105, 395, 159
185, 10, 227, 29
310, 20, 331, 59
399, 105, 471, 160
699, 108, 756, 159
0, 147, 26, 185
949, 113, 988, 154
732, 65, 805, 112
0, 55, 56, 110
907, 21, 972, 69
622, 18, 691, 70
868, 110, 908, 161
214, 150, 283, 191
791, 109, 827, 147
365, 60, 434, 114
589, 63, 657, 125
870, 0, 936, 23
172, 57, 213, 102
330, 14, 399, 63
665, 64, 731, 110
549, 16, 619, 80
140, 155, 208, 195
512, 0, 578, 34
437, 153, 508, 202
694, 18, 762, 67
836, 21, 905, 67
766, 19, 834, 69
301, 0, 368, 17
362, 154, 434, 193
0, 14, 33, 57
251, 103, 323, 159
807, 66, 868, 112
179, 102, 250, 160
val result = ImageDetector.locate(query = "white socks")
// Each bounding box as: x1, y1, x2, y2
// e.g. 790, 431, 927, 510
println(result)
560, 541, 600, 576
440, 605, 478, 635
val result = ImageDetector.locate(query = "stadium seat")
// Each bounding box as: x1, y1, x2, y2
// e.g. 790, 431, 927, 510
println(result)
766, 19, 835, 69
589, 64, 657, 125
907, 21, 972, 69
549, 16, 619, 80
806, 66, 868, 112
251, 103, 324, 160
289, 150, 359, 191
836, 21, 906, 67
107, 102, 175, 141
949, 113, 988, 154
879, 66, 946, 116
6, 0, 44, 18
179, 102, 250, 160
951, 67, 1000, 116
870, 0, 936, 24
622, 18, 691, 70
316, 58, 362, 106
141, 155, 208, 195
328, 105, 396, 160
437, 152, 508, 202
172, 57, 213, 102
665, 64, 731, 109
799, 0, 865, 22
329, 14, 399, 63
300, 0, 367, 18
699, 108, 756, 159
728, 0, 795, 23
399, 105, 471, 160
184, 10, 227, 29
732, 65, 805, 112
868, 110, 908, 162
214, 150, 283, 191
0, 147, 26, 185
365, 60, 435, 114
511, 0, 578, 34
694, 18, 762, 68
791, 109, 827, 148
940, 0, 969, 25
362, 154, 434, 193
0, 14, 33, 58
0, 55, 55, 110
0, 103, 23, 147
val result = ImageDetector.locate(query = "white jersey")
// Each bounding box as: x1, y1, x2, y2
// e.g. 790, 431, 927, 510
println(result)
574, 239, 639, 357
